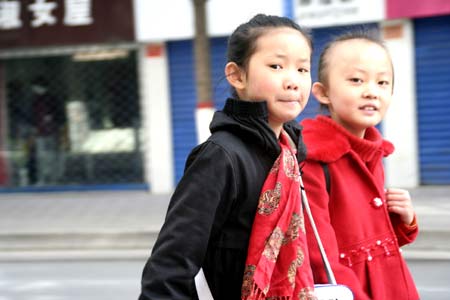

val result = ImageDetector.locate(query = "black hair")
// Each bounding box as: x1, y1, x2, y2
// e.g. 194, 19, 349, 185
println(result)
318, 28, 394, 88
317, 28, 394, 112
226, 14, 313, 98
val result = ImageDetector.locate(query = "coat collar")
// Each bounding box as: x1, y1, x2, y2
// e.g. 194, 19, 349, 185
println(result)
301, 115, 394, 163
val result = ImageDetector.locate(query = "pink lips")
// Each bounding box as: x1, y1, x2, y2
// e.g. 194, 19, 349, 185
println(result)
359, 104, 378, 111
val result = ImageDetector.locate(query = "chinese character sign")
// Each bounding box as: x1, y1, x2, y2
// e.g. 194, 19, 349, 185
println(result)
64, 0, 93, 26
0, 0, 134, 48
1, 0, 92, 30
28, 0, 59, 27
0, 1, 22, 29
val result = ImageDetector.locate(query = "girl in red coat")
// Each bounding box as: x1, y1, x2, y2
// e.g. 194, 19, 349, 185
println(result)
300, 30, 420, 299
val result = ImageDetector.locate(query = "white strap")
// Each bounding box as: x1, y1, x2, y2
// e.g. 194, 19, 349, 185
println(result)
299, 174, 337, 285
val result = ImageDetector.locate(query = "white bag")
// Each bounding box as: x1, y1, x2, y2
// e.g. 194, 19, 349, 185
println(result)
195, 268, 214, 300
314, 284, 354, 300
195, 268, 353, 300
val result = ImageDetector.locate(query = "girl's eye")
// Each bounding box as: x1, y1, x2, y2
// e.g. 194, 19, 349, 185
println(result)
379, 80, 390, 86
349, 78, 362, 83
298, 68, 309, 73
270, 64, 282, 70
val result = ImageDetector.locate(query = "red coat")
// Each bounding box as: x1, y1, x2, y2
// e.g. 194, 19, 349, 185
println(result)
300, 116, 419, 300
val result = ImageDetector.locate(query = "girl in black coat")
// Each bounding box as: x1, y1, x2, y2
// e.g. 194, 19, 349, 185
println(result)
139, 14, 314, 300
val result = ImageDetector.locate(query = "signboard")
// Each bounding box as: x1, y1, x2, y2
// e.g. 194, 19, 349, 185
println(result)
387, 0, 450, 19
134, 0, 283, 42
0, 0, 134, 49
294, 0, 384, 28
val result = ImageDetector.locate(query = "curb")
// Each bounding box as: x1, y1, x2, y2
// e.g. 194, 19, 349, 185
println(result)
403, 249, 450, 261
1, 228, 449, 262
0, 249, 151, 262
0, 231, 159, 252
1, 248, 448, 263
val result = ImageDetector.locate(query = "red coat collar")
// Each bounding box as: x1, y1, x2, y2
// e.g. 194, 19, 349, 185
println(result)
300, 115, 394, 163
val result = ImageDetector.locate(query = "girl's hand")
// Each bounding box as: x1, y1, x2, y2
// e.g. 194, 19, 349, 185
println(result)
385, 188, 415, 225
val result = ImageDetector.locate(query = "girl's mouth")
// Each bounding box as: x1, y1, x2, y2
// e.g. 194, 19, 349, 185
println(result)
359, 104, 378, 111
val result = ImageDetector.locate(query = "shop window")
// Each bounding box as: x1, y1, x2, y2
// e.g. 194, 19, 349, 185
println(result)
1, 48, 144, 189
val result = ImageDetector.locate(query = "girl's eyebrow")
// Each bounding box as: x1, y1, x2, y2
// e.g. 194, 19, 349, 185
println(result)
270, 53, 309, 61
350, 67, 392, 75
298, 57, 310, 63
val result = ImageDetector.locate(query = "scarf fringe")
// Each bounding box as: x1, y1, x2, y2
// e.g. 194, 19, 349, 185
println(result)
242, 283, 291, 300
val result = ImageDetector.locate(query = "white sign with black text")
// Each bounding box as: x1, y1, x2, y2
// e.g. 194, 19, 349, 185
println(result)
295, 0, 385, 28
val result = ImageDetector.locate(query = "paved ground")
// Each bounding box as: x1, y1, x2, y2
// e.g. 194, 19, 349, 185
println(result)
0, 185, 449, 261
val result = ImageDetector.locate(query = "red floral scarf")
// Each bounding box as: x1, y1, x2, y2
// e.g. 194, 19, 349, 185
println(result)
242, 130, 316, 300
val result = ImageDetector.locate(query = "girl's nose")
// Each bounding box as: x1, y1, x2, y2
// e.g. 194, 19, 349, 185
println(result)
284, 73, 300, 90
285, 81, 299, 90
363, 84, 379, 99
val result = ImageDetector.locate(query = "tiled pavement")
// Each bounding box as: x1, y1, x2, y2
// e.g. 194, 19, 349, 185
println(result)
0, 186, 449, 261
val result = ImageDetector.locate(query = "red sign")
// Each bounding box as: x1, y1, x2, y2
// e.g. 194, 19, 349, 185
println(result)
0, 0, 135, 49
387, 0, 450, 19
146, 44, 163, 58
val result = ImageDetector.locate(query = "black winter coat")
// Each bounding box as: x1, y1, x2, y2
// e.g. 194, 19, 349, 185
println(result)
139, 98, 306, 300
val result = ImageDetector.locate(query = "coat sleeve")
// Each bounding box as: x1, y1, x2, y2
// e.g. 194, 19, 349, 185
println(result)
390, 213, 419, 247
302, 161, 371, 300
139, 141, 237, 300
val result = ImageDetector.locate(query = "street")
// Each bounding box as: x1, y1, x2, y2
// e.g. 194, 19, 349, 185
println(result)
408, 259, 450, 300
0, 259, 144, 300
0, 258, 448, 299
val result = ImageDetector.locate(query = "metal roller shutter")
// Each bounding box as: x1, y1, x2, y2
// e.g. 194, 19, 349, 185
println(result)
167, 37, 228, 183
415, 16, 450, 184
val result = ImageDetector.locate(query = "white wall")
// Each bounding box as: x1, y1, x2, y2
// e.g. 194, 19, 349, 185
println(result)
382, 19, 419, 188
134, 0, 283, 42
138, 44, 174, 193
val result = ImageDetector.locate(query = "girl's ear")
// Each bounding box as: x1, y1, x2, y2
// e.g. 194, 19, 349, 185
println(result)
225, 62, 246, 91
311, 82, 330, 105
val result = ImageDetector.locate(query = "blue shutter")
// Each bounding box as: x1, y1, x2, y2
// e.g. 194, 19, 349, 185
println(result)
167, 40, 197, 184
167, 37, 229, 184
415, 15, 450, 184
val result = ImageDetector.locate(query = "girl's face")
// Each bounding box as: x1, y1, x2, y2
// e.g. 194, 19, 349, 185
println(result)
230, 27, 312, 136
316, 39, 393, 138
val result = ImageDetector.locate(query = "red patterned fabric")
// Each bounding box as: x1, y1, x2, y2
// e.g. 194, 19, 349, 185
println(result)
242, 130, 315, 300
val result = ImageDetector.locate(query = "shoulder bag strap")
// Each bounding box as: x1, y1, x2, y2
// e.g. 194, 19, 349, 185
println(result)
299, 173, 336, 285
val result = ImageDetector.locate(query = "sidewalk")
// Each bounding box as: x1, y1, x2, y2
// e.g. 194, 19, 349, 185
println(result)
0, 190, 169, 261
0, 185, 449, 261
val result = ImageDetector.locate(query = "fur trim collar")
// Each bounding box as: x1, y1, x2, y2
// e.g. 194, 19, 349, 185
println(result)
301, 116, 394, 163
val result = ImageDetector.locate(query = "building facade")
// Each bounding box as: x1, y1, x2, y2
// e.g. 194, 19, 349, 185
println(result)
137, 0, 450, 190
1, 0, 449, 193
0, 0, 145, 191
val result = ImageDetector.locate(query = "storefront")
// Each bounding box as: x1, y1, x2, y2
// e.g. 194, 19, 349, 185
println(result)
0, 0, 145, 190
